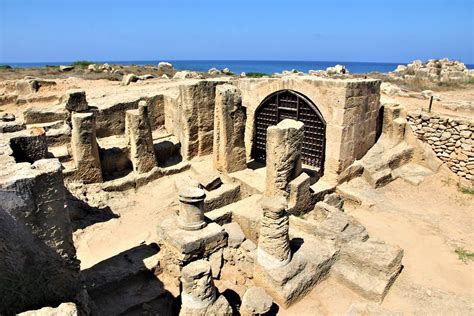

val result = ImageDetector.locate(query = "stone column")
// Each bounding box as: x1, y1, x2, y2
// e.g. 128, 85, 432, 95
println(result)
265, 119, 304, 197
181, 260, 217, 311
257, 196, 291, 269
213, 84, 247, 173
71, 112, 102, 183
178, 187, 207, 231
125, 101, 157, 173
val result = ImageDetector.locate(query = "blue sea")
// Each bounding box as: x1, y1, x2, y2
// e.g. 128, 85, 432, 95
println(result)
4, 60, 474, 74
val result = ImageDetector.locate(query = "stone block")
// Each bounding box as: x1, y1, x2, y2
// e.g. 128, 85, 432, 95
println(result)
332, 239, 403, 302
156, 217, 227, 263
288, 172, 312, 215
223, 222, 246, 248
64, 89, 88, 112
253, 236, 337, 308
71, 112, 102, 183
125, 102, 157, 174
213, 84, 247, 173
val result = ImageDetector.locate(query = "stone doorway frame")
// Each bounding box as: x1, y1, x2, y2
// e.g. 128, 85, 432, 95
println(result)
251, 89, 326, 176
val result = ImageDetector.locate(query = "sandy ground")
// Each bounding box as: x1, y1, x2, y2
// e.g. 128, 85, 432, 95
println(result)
284, 168, 474, 314
73, 163, 474, 314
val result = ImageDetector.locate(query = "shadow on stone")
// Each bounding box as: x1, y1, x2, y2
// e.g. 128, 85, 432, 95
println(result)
221, 288, 242, 315
66, 189, 119, 231
81, 243, 176, 315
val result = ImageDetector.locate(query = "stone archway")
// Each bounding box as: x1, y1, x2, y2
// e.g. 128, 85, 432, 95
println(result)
251, 89, 326, 176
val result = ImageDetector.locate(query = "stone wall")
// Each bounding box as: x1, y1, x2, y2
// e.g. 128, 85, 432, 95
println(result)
407, 111, 474, 185
236, 77, 381, 181
164, 80, 226, 160
0, 132, 79, 313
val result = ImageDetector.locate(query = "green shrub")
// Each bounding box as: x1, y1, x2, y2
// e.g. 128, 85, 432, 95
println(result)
245, 72, 267, 78
455, 247, 474, 263
70, 60, 95, 67
0, 64, 12, 70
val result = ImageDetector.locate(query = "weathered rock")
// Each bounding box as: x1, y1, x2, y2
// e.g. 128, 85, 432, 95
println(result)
64, 89, 88, 112
59, 65, 74, 72
125, 101, 157, 173
122, 73, 139, 85
287, 172, 312, 215
180, 260, 232, 316
265, 119, 303, 197
18, 303, 78, 316
326, 64, 348, 75
157, 61, 174, 73
258, 196, 291, 269
70, 112, 103, 183
208, 67, 221, 75
332, 239, 403, 302
173, 71, 202, 79
241, 287, 273, 315
213, 84, 247, 173
223, 222, 245, 248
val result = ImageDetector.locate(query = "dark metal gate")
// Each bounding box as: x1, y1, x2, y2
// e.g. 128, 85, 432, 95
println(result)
252, 90, 326, 175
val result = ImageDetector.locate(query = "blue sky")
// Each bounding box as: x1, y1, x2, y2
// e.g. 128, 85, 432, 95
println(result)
0, 0, 472, 63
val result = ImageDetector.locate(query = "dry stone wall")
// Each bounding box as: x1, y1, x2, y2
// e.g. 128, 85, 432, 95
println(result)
407, 111, 474, 184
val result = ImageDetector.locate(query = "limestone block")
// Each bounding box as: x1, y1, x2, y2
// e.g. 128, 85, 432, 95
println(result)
223, 222, 246, 248
181, 260, 217, 310
71, 112, 103, 183
125, 102, 157, 173
64, 89, 88, 112
288, 172, 312, 215
265, 119, 304, 198
18, 303, 78, 316
241, 287, 273, 315
213, 84, 247, 173
156, 217, 227, 263
258, 196, 291, 269
9, 130, 48, 163
332, 239, 403, 302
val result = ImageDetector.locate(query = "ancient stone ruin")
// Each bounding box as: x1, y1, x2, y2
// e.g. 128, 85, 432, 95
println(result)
2, 74, 465, 315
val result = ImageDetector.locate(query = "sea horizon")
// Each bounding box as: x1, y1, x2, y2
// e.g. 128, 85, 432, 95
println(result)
3, 59, 474, 74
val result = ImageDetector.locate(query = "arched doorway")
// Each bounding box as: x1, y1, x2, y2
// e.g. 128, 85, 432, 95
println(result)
252, 89, 326, 176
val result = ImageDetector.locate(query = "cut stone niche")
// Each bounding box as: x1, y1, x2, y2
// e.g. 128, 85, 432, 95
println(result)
236, 77, 381, 182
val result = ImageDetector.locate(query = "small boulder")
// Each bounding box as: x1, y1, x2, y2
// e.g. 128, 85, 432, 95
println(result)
326, 64, 348, 75
172, 71, 202, 79
87, 64, 99, 71
59, 65, 74, 72
222, 67, 231, 74
223, 222, 245, 248
241, 287, 273, 315
122, 73, 139, 85
137, 74, 154, 80
18, 302, 78, 316
208, 67, 221, 75
157, 61, 174, 73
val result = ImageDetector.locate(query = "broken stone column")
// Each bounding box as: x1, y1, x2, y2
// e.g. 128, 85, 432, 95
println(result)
178, 187, 207, 231
71, 112, 103, 183
258, 196, 291, 269
181, 260, 217, 311
64, 89, 89, 112
213, 84, 247, 173
125, 101, 157, 173
265, 119, 304, 198
241, 287, 273, 316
